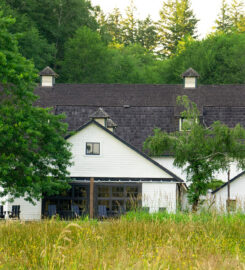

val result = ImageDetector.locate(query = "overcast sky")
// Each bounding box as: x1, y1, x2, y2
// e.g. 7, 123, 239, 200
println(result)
91, 0, 240, 38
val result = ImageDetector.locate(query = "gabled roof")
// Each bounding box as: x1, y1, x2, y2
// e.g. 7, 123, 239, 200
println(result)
39, 66, 58, 77
182, 68, 200, 78
65, 119, 184, 183
89, 107, 109, 118
107, 118, 117, 128
35, 83, 245, 151
212, 171, 245, 194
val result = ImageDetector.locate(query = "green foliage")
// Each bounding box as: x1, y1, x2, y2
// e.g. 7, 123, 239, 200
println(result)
163, 33, 245, 84
61, 26, 111, 83
0, 13, 72, 202
207, 179, 225, 191
4, 0, 98, 68
215, 0, 245, 33
144, 95, 245, 210
158, 0, 198, 56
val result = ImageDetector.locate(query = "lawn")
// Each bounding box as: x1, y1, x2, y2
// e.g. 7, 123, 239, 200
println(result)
0, 212, 244, 269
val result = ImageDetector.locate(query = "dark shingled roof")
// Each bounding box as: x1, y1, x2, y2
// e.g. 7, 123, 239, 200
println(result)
107, 118, 117, 128
35, 83, 245, 151
182, 68, 200, 78
39, 66, 58, 77
89, 107, 109, 119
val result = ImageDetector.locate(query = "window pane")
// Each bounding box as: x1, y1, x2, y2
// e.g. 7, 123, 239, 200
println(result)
98, 200, 110, 212
86, 143, 93, 154
112, 200, 124, 212
93, 143, 100, 155
126, 187, 138, 198
60, 187, 72, 197
98, 186, 110, 197
73, 200, 87, 214
74, 186, 87, 198
112, 187, 124, 197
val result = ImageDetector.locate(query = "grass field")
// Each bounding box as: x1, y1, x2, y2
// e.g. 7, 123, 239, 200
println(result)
0, 212, 244, 269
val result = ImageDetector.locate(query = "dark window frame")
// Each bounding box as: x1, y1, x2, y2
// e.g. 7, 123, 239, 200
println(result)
86, 142, 100, 155
95, 183, 142, 217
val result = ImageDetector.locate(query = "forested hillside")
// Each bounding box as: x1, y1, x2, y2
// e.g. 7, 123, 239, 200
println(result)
1, 0, 245, 84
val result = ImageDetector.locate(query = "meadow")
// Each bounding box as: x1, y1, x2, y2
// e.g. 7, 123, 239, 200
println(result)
0, 212, 244, 270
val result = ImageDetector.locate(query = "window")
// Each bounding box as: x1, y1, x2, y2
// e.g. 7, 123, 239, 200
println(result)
86, 142, 100, 155
179, 118, 195, 131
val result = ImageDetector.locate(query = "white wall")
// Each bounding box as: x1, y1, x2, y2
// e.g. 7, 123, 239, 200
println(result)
142, 183, 176, 213
67, 123, 174, 179
153, 157, 242, 184
214, 174, 245, 212
7, 197, 41, 220
185, 77, 196, 88
41, 76, 53, 87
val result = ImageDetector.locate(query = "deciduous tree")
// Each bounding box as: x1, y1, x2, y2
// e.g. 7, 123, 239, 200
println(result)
0, 13, 72, 203
144, 96, 245, 211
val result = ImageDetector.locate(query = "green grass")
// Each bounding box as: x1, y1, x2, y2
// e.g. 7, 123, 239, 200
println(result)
0, 212, 244, 269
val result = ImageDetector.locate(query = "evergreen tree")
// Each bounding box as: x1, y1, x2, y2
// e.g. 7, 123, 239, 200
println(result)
98, 8, 124, 45
215, 0, 232, 33
158, 0, 198, 56
229, 0, 245, 32
136, 16, 158, 51
121, 0, 138, 45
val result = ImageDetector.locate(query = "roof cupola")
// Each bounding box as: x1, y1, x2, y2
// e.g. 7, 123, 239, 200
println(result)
39, 66, 58, 87
90, 107, 110, 127
107, 118, 117, 132
182, 68, 200, 88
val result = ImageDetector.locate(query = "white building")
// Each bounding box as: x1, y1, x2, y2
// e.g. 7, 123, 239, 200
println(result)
212, 172, 245, 212
2, 66, 245, 219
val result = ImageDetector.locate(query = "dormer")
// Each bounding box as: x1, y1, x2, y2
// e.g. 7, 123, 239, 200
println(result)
90, 107, 109, 127
182, 68, 200, 88
39, 66, 58, 87
107, 118, 117, 133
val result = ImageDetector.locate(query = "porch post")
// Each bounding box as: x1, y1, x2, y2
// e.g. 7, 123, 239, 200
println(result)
90, 177, 94, 219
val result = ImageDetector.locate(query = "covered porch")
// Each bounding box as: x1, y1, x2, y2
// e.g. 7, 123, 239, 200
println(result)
42, 178, 142, 219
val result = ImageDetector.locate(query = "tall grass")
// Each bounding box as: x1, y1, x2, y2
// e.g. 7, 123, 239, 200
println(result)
0, 212, 244, 269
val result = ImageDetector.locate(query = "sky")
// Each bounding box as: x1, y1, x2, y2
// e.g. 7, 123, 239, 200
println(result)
90, 0, 236, 38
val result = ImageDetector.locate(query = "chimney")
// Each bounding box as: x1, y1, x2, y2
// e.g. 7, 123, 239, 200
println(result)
90, 107, 110, 127
182, 68, 200, 88
39, 66, 58, 87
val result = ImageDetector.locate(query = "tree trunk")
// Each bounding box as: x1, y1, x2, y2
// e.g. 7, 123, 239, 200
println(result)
192, 198, 199, 212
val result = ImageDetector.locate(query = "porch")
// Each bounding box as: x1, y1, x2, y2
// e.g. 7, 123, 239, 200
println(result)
42, 180, 142, 219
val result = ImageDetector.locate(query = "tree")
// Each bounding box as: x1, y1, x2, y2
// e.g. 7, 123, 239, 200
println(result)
4, 0, 98, 67
229, 0, 245, 32
98, 8, 124, 45
0, 13, 72, 203
215, 0, 245, 33
0, 1, 55, 70
61, 26, 111, 83
215, 0, 232, 33
158, 0, 198, 56
136, 16, 158, 52
161, 33, 245, 84
144, 96, 245, 211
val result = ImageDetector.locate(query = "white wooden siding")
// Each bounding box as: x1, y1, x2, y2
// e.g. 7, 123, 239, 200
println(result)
67, 123, 173, 179
142, 183, 176, 213
184, 77, 196, 88
41, 76, 53, 87
8, 197, 41, 220
214, 174, 245, 212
